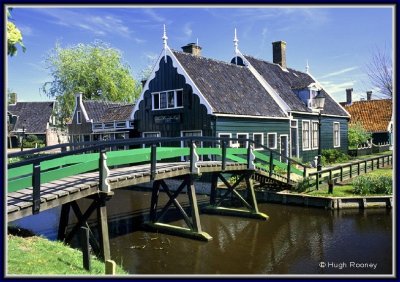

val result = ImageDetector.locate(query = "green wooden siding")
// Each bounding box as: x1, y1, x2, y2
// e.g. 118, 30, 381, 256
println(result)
293, 113, 349, 163
215, 117, 290, 150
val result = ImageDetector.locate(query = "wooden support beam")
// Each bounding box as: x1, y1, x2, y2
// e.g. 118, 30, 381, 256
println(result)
32, 163, 41, 214
209, 173, 218, 206
80, 226, 91, 271
97, 195, 111, 261
57, 203, 71, 241
144, 178, 212, 241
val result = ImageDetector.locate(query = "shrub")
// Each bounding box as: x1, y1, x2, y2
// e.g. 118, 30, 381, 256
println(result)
321, 149, 349, 165
352, 175, 392, 195
294, 177, 312, 192
348, 122, 372, 148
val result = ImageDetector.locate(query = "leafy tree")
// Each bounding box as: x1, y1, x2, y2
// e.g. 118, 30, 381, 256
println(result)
7, 8, 26, 56
42, 41, 141, 125
365, 46, 392, 97
348, 122, 372, 148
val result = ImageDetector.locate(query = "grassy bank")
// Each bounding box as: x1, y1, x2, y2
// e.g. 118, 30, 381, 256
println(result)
304, 168, 392, 197
7, 234, 127, 275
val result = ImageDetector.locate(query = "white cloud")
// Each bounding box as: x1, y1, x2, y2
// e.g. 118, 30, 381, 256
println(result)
319, 80, 356, 95
18, 24, 33, 37
36, 9, 140, 40
320, 66, 359, 79
183, 23, 193, 38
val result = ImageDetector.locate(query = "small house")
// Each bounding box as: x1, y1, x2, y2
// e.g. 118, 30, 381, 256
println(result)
7, 101, 61, 148
342, 89, 393, 146
68, 93, 134, 143
131, 29, 350, 163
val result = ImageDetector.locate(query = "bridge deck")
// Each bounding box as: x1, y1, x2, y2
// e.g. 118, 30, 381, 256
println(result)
7, 161, 248, 222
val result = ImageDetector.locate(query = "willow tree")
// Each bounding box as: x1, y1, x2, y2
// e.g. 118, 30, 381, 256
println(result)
42, 41, 141, 125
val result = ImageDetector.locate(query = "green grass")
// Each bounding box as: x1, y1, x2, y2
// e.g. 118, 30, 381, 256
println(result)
7, 235, 127, 275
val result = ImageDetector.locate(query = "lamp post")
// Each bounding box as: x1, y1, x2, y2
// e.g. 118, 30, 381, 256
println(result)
312, 90, 326, 172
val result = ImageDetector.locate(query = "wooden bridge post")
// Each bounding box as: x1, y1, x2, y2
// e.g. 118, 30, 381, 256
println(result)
209, 173, 218, 206
186, 175, 202, 233
286, 160, 291, 184
150, 180, 161, 223
97, 194, 111, 262
57, 203, 71, 241
99, 149, 110, 193
32, 162, 41, 214
221, 140, 227, 172
150, 144, 157, 180
269, 151, 273, 178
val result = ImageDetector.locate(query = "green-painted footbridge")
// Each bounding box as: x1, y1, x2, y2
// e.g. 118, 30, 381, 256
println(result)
7, 136, 308, 260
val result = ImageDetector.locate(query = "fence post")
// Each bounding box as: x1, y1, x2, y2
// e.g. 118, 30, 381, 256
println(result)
340, 166, 343, 182
286, 159, 291, 184
151, 143, 157, 180
364, 160, 367, 173
80, 226, 91, 271
316, 172, 319, 191
32, 162, 41, 214
269, 151, 273, 178
221, 140, 226, 172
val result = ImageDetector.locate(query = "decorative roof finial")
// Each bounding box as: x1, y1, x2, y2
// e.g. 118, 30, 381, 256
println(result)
306, 59, 310, 74
234, 28, 239, 65
162, 24, 168, 62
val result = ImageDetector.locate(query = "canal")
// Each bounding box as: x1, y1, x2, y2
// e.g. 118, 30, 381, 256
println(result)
11, 186, 393, 275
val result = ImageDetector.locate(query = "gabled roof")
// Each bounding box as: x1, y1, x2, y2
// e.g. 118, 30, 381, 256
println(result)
172, 51, 286, 118
344, 99, 392, 133
8, 102, 54, 134
82, 100, 133, 122
244, 55, 349, 117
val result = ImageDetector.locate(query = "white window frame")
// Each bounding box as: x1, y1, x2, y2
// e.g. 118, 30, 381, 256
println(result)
152, 89, 184, 110
302, 120, 311, 151
312, 121, 319, 150
142, 131, 161, 148
280, 134, 289, 162
290, 119, 299, 158
218, 133, 232, 147
267, 133, 278, 150
252, 133, 264, 150
76, 110, 82, 124
333, 122, 340, 148
236, 133, 249, 148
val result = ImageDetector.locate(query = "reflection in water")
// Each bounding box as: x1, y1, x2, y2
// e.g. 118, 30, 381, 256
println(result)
10, 187, 392, 275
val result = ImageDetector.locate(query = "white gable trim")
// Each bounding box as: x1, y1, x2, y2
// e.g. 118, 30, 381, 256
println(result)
71, 93, 90, 122
234, 51, 290, 116
131, 47, 213, 119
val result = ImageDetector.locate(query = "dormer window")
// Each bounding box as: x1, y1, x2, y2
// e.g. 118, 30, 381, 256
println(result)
152, 89, 183, 110
77, 110, 82, 124
307, 83, 321, 109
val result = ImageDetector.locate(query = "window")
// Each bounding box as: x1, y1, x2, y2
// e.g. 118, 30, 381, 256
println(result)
253, 133, 264, 150
237, 133, 249, 148
77, 111, 81, 124
152, 89, 184, 110
167, 91, 175, 108
302, 121, 310, 150
267, 133, 277, 149
160, 92, 167, 109
218, 133, 232, 147
333, 122, 340, 147
312, 121, 319, 149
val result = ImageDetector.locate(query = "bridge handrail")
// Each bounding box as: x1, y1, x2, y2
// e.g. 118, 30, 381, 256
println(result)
8, 136, 307, 170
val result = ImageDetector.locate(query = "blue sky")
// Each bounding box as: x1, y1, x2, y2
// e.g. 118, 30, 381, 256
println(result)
7, 5, 393, 103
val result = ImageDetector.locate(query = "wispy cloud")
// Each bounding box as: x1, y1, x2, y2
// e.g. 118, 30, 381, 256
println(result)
320, 66, 359, 79
18, 24, 33, 37
183, 23, 193, 38
35, 9, 144, 42
142, 8, 167, 23
320, 80, 356, 95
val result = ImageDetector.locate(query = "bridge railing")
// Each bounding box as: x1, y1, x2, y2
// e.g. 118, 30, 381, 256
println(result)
8, 136, 308, 208
308, 153, 393, 190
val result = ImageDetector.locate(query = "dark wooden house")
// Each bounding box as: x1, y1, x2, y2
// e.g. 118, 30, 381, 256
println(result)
131, 31, 350, 163
68, 93, 134, 143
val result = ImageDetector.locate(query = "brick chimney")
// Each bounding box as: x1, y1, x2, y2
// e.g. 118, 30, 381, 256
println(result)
181, 43, 202, 56
272, 41, 287, 69
346, 88, 353, 105
366, 91, 372, 101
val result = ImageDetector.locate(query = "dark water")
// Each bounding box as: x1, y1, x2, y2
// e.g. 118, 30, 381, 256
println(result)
11, 187, 393, 275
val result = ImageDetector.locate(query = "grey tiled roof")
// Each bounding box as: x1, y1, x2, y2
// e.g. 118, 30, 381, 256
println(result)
172, 51, 287, 117
244, 55, 349, 117
83, 101, 133, 122
8, 102, 54, 134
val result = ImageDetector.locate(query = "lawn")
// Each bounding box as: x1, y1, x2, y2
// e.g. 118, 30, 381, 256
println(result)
7, 234, 127, 276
